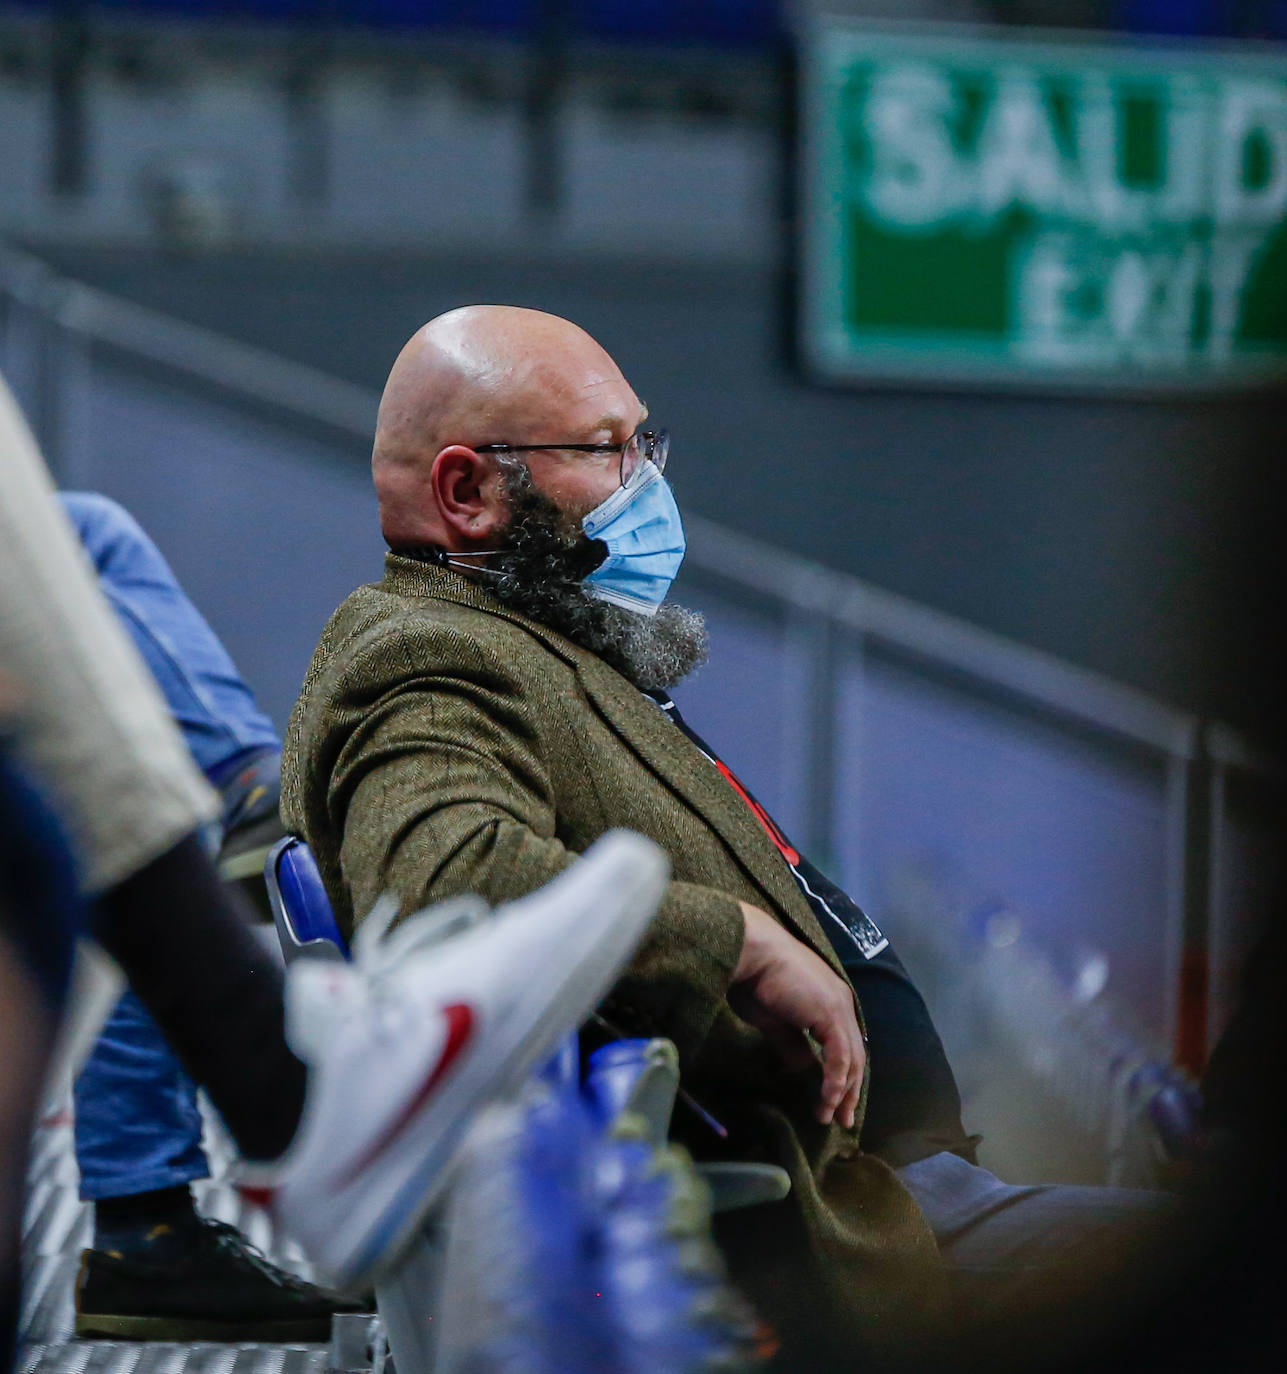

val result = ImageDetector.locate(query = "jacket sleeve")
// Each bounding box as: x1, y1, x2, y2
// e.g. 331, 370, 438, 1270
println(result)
326, 627, 746, 1064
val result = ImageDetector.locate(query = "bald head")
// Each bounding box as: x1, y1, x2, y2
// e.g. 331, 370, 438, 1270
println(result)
372, 305, 641, 549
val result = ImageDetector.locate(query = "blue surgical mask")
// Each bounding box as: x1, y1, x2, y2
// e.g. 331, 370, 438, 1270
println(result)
581, 461, 685, 616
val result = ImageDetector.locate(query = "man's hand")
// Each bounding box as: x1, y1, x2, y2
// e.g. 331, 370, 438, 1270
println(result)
729, 902, 866, 1129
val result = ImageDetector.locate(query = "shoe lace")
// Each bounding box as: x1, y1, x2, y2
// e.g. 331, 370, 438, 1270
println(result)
201, 1218, 332, 1296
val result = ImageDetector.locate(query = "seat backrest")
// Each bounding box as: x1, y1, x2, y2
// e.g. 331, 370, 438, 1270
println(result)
264, 835, 350, 963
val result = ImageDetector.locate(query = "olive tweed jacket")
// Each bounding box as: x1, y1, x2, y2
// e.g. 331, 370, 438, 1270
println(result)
282, 554, 944, 1344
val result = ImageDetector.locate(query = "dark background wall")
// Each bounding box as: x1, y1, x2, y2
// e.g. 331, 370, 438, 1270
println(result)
25, 242, 1287, 748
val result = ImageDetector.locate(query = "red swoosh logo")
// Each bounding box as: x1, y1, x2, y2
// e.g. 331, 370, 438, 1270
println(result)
335, 1002, 475, 1186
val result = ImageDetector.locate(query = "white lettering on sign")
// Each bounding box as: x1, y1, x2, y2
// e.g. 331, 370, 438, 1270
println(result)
853, 60, 1287, 365
1015, 230, 1261, 364
1215, 80, 1287, 226
858, 65, 963, 229
973, 69, 1076, 222
860, 68, 1287, 231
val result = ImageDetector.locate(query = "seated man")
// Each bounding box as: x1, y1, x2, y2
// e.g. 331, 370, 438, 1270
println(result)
283, 307, 1173, 1365
61, 491, 359, 1342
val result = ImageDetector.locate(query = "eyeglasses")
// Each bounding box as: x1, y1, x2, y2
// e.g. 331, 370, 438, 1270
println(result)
475, 429, 669, 490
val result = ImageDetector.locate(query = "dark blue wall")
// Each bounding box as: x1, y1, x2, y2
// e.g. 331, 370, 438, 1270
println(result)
1, 1, 783, 45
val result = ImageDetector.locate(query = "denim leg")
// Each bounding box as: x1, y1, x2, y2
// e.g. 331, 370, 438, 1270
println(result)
59, 493, 279, 1205
59, 492, 279, 779
73, 990, 209, 1201
895, 1150, 1173, 1280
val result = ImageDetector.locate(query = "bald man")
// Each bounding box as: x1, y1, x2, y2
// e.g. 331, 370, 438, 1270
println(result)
282, 307, 1169, 1364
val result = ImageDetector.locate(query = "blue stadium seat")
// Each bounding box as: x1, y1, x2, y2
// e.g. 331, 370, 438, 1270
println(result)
264, 834, 350, 963
1135, 1063, 1206, 1162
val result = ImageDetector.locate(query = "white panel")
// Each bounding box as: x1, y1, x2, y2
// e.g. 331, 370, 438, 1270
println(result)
561, 103, 773, 259
326, 72, 525, 238
835, 654, 1174, 1036
0, 77, 49, 221
86, 71, 292, 232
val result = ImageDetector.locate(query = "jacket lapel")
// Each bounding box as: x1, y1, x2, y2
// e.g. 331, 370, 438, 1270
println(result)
382, 556, 843, 970
575, 654, 838, 952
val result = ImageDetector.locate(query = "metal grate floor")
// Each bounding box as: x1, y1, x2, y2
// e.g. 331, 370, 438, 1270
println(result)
18, 1343, 330, 1374
18, 1098, 332, 1374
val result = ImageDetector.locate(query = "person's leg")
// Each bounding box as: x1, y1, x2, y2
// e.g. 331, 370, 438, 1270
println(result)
60, 490, 285, 1199
0, 380, 218, 894
0, 374, 306, 1163
896, 1150, 1178, 1369
0, 931, 59, 1369
91, 834, 306, 1163
896, 1150, 1172, 1287
0, 742, 85, 1369
71, 993, 362, 1345
74, 991, 209, 1207
59, 492, 279, 783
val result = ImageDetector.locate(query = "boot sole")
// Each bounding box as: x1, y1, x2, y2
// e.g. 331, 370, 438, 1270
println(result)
74, 1312, 334, 1342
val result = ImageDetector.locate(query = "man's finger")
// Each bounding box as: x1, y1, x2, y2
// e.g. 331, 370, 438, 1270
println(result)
836, 1007, 865, 1129
813, 1012, 851, 1124
841, 1043, 864, 1129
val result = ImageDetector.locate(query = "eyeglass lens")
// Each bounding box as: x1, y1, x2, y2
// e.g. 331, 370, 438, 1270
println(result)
620, 431, 668, 487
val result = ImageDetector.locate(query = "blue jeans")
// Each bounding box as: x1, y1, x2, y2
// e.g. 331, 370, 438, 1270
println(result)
61, 492, 277, 779
63, 492, 280, 1201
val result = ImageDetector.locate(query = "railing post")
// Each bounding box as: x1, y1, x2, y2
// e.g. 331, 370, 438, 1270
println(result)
526, 0, 569, 227
49, 5, 91, 200
285, 15, 333, 212
0, 288, 40, 415
1173, 732, 1213, 1075
32, 298, 65, 473
0, 253, 59, 448
780, 567, 839, 868
45, 319, 95, 489
825, 625, 866, 896
1201, 725, 1287, 1062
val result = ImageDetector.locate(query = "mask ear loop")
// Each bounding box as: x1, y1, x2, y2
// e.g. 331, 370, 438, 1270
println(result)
439, 549, 508, 579
404, 447, 524, 578
406, 449, 626, 581
395, 545, 509, 578
442, 549, 502, 577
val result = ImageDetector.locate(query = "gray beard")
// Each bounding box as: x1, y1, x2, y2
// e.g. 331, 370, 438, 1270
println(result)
484, 461, 708, 693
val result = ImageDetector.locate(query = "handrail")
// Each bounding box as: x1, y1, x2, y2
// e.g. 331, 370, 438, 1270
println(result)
0, 242, 1233, 763
682, 514, 1197, 757
1, 246, 377, 438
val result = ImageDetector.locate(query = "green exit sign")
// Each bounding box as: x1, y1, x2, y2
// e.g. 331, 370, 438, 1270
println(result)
799, 22, 1287, 389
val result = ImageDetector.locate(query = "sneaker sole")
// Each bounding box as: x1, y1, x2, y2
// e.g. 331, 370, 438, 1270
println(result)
74, 1312, 334, 1342
329, 833, 670, 1291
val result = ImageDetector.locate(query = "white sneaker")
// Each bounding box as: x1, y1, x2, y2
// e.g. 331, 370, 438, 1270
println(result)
239, 830, 669, 1294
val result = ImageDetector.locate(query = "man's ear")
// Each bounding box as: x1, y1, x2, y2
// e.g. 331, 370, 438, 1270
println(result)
430, 446, 507, 547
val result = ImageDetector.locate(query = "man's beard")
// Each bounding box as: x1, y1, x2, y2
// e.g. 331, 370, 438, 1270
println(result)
483, 461, 708, 692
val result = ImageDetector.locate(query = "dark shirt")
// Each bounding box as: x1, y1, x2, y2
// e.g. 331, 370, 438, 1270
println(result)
650, 691, 976, 1167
